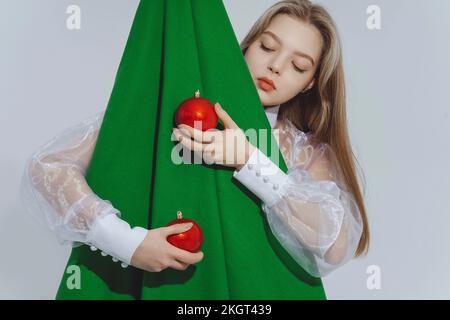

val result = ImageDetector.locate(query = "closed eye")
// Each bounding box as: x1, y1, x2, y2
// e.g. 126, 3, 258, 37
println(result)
260, 43, 274, 52
260, 42, 306, 73
293, 63, 306, 73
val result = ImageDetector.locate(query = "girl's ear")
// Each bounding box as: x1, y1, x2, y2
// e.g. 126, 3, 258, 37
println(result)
306, 78, 315, 90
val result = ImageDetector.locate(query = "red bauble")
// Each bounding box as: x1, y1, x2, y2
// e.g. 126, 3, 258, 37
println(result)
175, 90, 218, 131
166, 211, 203, 253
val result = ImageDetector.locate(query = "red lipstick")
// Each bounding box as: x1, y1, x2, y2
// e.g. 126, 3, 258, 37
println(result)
257, 77, 276, 92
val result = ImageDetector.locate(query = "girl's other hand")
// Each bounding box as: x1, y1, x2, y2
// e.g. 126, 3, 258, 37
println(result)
131, 223, 204, 272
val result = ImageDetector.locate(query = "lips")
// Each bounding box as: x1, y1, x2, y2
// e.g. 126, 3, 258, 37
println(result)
257, 77, 276, 92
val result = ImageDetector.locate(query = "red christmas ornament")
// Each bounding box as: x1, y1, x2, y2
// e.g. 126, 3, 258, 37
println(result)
166, 211, 203, 253
175, 90, 218, 131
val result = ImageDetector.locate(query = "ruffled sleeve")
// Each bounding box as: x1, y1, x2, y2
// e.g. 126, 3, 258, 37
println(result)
19, 111, 148, 266
233, 120, 363, 277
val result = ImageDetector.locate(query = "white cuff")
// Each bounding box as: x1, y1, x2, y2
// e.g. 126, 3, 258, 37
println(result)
233, 148, 289, 208
86, 213, 148, 267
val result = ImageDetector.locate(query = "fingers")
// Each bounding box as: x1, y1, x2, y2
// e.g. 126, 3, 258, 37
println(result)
171, 246, 204, 265
214, 103, 238, 129
174, 125, 217, 144
203, 142, 216, 155
173, 129, 207, 153
163, 222, 193, 237
168, 259, 189, 271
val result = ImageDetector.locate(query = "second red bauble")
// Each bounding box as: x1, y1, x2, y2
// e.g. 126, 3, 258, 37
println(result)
166, 211, 203, 253
175, 90, 218, 131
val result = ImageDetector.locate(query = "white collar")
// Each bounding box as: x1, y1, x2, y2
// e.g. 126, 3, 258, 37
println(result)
264, 105, 280, 129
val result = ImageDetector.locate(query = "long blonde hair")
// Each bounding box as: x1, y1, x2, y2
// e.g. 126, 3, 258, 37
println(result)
240, 0, 369, 257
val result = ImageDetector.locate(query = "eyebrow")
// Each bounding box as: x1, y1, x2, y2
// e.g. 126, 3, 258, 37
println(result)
262, 31, 315, 66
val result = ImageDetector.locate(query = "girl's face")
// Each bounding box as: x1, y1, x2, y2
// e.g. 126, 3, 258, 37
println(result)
244, 14, 323, 107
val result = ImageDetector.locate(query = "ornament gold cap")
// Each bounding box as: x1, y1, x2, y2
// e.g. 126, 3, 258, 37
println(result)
195, 90, 200, 98
177, 211, 183, 219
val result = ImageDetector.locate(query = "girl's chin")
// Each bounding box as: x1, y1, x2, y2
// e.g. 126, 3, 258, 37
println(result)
257, 91, 276, 107
257, 88, 272, 99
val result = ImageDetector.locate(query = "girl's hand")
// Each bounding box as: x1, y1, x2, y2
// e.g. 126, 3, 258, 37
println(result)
173, 103, 256, 170
130, 223, 204, 272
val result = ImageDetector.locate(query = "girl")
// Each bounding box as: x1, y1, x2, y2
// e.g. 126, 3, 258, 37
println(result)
174, 0, 369, 277
21, 0, 368, 281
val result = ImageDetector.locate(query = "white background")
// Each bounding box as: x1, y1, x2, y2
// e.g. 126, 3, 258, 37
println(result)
1, 0, 449, 299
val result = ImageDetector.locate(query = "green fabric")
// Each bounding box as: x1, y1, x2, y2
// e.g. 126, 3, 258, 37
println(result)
55, 0, 326, 300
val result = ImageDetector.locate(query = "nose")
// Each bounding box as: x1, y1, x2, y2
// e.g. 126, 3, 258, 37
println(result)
268, 51, 287, 75
268, 64, 280, 75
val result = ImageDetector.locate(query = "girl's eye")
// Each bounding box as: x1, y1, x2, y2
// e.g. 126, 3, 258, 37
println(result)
260, 43, 274, 52
293, 63, 306, 73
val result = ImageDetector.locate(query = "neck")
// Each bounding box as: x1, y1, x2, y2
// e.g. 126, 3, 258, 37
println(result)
265, 104, 280, 110
264, 105, 280, 128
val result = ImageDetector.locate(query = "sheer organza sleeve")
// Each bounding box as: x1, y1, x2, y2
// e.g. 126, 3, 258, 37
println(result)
233, 120, 363, 277
20, 111, 147, 266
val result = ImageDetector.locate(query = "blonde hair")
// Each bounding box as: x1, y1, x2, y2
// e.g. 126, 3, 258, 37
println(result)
241, 0, 369, 257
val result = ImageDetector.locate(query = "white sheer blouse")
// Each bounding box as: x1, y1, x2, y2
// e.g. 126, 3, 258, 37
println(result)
20, 108, 363, 276
233, 107, 364, 277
